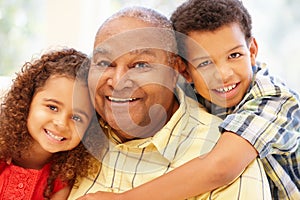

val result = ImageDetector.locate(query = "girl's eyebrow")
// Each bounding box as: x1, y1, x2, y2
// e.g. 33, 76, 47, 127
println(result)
43, 98, 90, 119
43, 98, 63, 105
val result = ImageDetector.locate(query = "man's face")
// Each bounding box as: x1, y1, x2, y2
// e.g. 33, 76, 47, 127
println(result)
185, 23, 257, 108
89, 17, 179, 141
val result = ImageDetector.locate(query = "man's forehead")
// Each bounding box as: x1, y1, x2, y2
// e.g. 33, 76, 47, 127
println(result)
93, 47, 160, 57
94, 27, 177, 55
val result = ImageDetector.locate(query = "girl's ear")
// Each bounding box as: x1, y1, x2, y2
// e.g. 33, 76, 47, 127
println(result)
249, 37, 258, 66
177, 57, 193, 82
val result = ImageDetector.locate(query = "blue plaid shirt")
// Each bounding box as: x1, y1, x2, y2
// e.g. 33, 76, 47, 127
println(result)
193, 64, 300, 200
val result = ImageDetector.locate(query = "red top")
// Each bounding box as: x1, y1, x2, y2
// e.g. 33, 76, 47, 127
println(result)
0, 161, 66, 200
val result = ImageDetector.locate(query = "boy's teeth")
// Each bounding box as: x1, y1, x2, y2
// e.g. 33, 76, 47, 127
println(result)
46, 130, 64, 141
216, 84, 237, 93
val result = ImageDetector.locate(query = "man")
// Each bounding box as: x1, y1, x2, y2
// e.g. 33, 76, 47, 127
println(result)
69, 6, 271, 200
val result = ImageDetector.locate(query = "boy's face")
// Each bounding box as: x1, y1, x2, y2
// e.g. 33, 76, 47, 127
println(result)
184, 23, 257, 108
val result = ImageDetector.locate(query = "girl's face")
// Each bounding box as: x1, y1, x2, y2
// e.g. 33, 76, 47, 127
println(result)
27, 76, 93, 155
184, 23, 257, 108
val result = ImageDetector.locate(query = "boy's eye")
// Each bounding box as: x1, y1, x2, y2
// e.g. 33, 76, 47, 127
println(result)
229, 53, 241, 59
197, 60, 212, 68
48, 105, 58, 111
72, 115, 82, 122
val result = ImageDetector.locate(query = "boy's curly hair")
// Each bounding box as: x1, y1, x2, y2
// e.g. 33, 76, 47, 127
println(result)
171, 0, 252, 58
0, 48, 104, 199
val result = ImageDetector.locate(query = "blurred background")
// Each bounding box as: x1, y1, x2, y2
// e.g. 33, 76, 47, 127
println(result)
0, 0, 299, 93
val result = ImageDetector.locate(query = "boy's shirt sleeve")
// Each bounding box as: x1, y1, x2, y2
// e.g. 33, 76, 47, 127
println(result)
219, 66, 300, 158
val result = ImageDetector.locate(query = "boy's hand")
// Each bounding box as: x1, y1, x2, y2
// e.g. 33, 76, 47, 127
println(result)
76, 191, 121, 200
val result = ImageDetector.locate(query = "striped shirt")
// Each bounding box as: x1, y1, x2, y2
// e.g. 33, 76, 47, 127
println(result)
69, 86, 271, 200
196, 65, 300, 200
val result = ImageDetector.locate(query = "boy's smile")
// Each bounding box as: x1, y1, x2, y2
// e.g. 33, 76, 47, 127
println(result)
185, 23, 258, 107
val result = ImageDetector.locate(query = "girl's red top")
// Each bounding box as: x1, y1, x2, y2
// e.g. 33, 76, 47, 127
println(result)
0, 161, 66, 200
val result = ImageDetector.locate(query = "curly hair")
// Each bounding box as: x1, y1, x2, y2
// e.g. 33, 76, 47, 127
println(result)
171, 0, 252, 58
0, 48, 104, 199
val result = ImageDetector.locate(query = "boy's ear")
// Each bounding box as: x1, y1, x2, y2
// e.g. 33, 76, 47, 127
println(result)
249, 37, 258, 66
177, 57, 193, 82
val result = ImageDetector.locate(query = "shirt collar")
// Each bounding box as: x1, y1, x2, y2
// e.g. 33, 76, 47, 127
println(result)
105, 86, 191, 162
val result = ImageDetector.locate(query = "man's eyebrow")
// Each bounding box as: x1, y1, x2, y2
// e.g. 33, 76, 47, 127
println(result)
129, 48, 158, 57
93, 47, 111, 56
73, 108, 90, 120
191, 55, 211, 63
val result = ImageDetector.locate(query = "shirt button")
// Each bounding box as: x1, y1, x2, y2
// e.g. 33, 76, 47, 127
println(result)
18, 183, 24, 188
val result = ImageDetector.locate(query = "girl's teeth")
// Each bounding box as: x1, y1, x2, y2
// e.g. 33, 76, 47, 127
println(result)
46, 130, 64, 141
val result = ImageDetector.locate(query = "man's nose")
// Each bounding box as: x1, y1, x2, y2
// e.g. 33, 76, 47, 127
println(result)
107, 66, 134, 90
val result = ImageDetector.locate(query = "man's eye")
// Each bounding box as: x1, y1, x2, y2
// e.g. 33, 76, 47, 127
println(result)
72, 115, 82, 122
133, 62, 150, 69
48, 105, 58, 111
197, 60, 212, 68
96, 60, 111, 67
229, 53, 241, 59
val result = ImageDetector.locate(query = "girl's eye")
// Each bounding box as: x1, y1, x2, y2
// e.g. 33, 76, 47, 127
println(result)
229, 53, 241, 59
133, 62, 150, 69
72, 115, 82, 122
197, 60, 212, 68
48, 105, 58, 112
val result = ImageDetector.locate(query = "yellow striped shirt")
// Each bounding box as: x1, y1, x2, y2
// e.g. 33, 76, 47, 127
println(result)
69, 87, 271, 200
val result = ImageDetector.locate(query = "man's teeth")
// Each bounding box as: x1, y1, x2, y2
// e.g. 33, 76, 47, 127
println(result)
46, 130, 64, 141
108, 96, 137, 102
216, 84, 237, 93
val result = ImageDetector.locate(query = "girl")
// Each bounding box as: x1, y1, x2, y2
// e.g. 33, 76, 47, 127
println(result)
0, 48, 103, 199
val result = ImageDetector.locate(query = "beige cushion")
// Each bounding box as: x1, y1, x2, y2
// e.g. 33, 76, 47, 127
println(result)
0, 76, 12, 102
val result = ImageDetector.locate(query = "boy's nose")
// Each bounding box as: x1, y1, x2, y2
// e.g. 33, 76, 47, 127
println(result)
214, 65, 234, 83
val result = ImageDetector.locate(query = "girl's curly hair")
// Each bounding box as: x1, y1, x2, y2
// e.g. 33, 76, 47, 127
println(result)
0, 48, 105, 199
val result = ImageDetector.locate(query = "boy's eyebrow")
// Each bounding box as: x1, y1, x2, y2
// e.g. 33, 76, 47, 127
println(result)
227, 44, 245, 53
191, 44, 246, 62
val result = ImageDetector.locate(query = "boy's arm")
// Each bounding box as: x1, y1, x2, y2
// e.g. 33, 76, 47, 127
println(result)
118, 131, 258, 200
75, 132, 258, 200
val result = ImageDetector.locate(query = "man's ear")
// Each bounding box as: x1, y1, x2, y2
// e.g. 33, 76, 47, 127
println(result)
249, 37, 258, 66
176, 57, 193, 82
